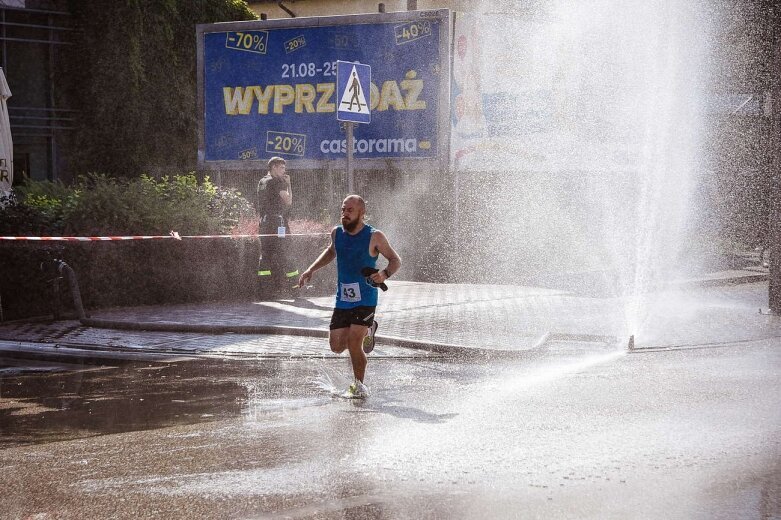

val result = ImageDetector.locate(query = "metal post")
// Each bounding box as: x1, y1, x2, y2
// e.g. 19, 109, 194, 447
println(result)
346, 122, 354, 193
51, 276, 61, 320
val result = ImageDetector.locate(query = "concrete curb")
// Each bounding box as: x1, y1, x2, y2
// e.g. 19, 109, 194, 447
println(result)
81, 318, 329, 338
670, 273, 768, 288
81, 318, 516, 359
81, 319, 622, 359
10, 318, 609, 361
0, 340, 197, 364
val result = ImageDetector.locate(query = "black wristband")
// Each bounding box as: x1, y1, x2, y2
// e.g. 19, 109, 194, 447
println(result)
383, 268, 391, 278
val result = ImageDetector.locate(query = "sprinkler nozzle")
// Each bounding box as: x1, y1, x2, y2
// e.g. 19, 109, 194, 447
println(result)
628, 335, 635, 351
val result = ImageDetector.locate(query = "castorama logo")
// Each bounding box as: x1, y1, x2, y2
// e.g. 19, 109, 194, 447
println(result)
320, 138, 432, 155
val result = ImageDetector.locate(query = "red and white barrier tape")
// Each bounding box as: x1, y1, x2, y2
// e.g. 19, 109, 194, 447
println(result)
0, 231, 329, 241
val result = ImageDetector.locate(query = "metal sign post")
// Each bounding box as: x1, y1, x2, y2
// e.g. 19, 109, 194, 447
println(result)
346, 122, 355, 192
337, 60, 371, 194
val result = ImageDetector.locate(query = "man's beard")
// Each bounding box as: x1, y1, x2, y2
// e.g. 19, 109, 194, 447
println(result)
342, 217, 359, 232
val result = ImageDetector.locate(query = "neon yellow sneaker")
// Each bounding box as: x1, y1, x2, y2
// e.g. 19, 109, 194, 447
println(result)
344, 381, 369, 399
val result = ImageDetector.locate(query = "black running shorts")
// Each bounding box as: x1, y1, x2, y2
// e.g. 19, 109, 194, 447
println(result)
329, 306, 376, 330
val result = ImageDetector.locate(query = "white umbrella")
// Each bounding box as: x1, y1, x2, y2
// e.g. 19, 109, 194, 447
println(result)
0, 66, 12, 196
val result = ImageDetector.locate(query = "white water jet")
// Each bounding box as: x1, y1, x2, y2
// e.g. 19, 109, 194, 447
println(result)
460, 0, 710, 342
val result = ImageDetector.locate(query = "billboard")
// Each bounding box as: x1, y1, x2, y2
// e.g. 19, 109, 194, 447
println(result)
197, 10, 451, 170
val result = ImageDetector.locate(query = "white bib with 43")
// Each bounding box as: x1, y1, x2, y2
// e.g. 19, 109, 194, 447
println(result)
339, 282, 361, 303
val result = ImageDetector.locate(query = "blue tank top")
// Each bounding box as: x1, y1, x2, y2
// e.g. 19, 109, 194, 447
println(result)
334, 224, 378, 309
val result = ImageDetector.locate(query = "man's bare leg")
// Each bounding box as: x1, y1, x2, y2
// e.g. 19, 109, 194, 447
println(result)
329, 328, 349, 354
328, 325, 368, 382
346, 324, 368, 383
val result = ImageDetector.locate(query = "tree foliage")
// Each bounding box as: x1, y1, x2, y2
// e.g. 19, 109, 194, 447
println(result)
58, 0, 256, 177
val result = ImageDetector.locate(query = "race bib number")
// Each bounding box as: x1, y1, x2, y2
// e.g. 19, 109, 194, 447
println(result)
339, 282, 361, 303
277, 226, 286, 237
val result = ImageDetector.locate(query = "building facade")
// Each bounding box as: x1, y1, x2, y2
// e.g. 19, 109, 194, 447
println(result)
0, 0, 72, 183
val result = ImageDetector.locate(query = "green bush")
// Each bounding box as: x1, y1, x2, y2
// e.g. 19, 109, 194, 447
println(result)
0, 173, 254, 236
0, 173, 332, 320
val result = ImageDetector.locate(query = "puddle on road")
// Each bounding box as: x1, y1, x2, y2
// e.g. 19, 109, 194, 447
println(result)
0, 359, 295, 448
0, 365, 71, 377
0, 357, 113, 377
0, 341, 626, 449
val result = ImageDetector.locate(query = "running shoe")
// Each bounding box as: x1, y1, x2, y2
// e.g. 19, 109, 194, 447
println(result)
346, 381, 370, 399
363, 320, 378, 354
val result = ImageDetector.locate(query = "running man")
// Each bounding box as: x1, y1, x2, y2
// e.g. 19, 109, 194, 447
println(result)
298, 195, 401, 398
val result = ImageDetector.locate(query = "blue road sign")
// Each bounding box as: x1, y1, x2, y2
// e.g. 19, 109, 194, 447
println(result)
336, 61, 371, 124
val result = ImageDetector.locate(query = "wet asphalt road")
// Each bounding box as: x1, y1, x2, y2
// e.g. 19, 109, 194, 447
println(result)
1, 338, 779, 519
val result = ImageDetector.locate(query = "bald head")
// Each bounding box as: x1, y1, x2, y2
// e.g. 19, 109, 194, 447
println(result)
343, 195, 365, 211
341, 195, 366, 233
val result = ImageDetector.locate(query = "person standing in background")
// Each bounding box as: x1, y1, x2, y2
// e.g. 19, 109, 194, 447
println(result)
256, 156, 298, 299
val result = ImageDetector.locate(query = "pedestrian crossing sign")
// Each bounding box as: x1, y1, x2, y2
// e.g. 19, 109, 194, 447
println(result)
337, 60, 371, 124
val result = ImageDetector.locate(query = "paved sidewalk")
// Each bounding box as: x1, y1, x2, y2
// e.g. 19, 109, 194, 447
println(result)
0, 268, 776, 362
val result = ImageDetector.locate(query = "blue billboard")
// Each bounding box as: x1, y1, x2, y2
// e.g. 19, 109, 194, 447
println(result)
197, 10, 450, 168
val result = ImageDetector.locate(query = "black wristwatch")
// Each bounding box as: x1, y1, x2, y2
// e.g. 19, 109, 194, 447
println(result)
383, 268, 392, 279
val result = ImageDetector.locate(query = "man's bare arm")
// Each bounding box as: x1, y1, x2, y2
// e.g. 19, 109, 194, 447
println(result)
370, 231, 401, 283
298, 229, 336, 287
